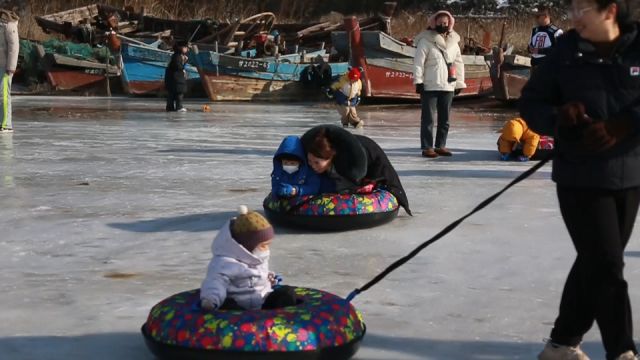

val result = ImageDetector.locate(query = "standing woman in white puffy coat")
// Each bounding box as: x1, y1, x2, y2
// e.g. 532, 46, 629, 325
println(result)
0, 8, 18, 133
413, 10, 466, 158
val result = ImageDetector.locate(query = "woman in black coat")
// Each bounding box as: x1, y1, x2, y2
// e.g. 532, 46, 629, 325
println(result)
301, 124, 412, 215
519, 0, 640, 358
164, 42, 188, 112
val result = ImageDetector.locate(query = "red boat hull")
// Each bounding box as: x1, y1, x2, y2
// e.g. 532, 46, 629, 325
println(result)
46, 67, 108, 91
364, 64, 493, 99
336, 17, 494, 101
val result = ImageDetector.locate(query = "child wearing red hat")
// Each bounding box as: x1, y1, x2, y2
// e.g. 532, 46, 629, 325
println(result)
330, 67, 364, 128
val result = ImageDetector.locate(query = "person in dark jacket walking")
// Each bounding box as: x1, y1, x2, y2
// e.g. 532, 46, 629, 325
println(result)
519, 0, 640, 359
164, 42, 188, 112
301, 124, 412, 215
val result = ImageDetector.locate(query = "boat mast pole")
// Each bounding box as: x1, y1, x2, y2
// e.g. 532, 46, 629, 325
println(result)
344, 16, 370, 96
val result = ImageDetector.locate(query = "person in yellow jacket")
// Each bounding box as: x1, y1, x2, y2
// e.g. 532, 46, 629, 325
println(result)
0, 8, 18, 133
497, 117, 541, 161
329, 67, 363, 129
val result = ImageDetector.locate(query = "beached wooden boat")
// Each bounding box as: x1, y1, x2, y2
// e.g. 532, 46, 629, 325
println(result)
119, 41, 203, 96
133, 16, 226, 43
35, 43, 120, 93
489, 51, 531, 101
272, 14, 390, 50
35, 4, 140, 43
34, 4, 226, 44
192, 48, 350, 101
330, 17, 493, 100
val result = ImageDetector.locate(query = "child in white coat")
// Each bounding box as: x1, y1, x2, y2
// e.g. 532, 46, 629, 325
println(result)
200, 206, 295, 310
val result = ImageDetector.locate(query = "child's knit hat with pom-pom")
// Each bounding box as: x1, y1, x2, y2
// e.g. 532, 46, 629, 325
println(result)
230, 205, 274, 252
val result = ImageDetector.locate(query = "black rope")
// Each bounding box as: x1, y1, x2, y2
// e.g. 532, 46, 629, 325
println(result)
346, 152, 555, 301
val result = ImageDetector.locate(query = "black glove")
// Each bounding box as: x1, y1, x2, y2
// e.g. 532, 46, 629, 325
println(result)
583, 119, 633, 152
556, 101, 592, 143
454, 88, 461, 96
415, 83, 424, 94
558, 101, 590, 128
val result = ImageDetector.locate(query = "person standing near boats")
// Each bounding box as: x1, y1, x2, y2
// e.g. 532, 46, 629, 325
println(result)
528, 4, 564, 67
164, 41, 189, 112
0, 7, 18, 133
413, 10, 466, 158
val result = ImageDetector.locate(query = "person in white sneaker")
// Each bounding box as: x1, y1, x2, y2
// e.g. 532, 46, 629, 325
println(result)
538, 340, 591, 360
520, 0, 640, 359
164, 41, 188, 112
616, 350, 640, 360
0, 7, 18, 133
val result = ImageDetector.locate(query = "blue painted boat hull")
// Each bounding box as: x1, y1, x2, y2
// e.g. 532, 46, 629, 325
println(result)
120, 42, 204, 97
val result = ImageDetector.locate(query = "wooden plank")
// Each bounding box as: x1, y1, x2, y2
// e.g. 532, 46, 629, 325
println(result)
117, 24, 138, 34
295, 21, 333, 38
35, 44, 46, 59
462, 55, 491, 66
301, 53, 329, 63
374, 32, 415, 58
41, 4, 99, 23
503, 54, 531, 67
51, 53, 120, 75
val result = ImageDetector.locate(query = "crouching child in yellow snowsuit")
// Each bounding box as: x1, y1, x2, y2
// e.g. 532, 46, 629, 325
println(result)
497, 117, 541, 161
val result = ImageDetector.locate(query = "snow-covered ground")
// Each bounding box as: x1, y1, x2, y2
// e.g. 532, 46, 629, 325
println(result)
1, 96, 638, 359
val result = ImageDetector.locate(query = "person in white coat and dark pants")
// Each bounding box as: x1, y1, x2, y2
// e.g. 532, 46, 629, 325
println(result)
413, 10, 466, 158
0, 8, 18, 133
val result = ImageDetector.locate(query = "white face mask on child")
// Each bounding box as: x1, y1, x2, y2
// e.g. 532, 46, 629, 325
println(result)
282, 165, 299, 174
252, 249, 270, 261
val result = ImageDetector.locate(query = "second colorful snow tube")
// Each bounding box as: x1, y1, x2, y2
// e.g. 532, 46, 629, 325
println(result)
263, 189, 399, 231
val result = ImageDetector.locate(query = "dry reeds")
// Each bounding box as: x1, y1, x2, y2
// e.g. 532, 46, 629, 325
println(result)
19, 0, 571, 52
390, 10, 571, 54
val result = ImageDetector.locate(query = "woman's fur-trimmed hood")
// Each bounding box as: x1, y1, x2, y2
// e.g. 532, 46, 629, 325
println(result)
428, 10, 454, 32
414, 28, 461, 55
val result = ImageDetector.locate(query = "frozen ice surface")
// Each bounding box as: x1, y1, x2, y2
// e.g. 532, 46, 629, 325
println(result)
1, 96, 638, 359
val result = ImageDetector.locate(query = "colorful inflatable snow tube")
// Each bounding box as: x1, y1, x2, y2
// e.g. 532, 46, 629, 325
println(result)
263, 189, 399, 231
141, 287, 365, 360
532, 136, 554, 160
508, 136, 554, 161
